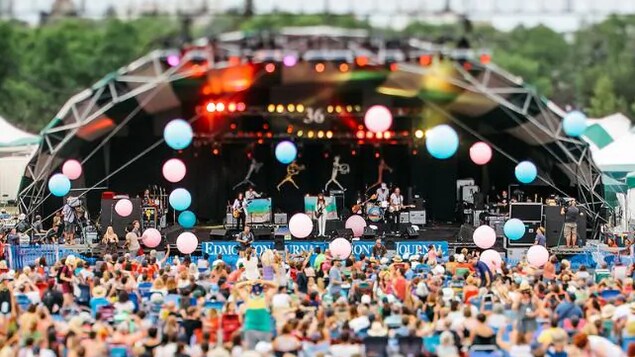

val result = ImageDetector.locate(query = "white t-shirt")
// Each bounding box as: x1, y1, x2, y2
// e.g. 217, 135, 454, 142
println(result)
376, 188, 389, 202
389, 193, 403, 206
588, 335, 626, 356
243, 256, 260, 281
349, 316, 371, 332
509, 345, 532, 357
272, 293, 292, 310
328, 344, 362, 357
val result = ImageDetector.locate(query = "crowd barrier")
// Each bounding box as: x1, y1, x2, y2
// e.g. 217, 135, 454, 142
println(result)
6, 244, 96, 270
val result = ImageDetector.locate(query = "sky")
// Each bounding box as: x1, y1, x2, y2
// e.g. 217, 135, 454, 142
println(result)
5, 0, 635, 32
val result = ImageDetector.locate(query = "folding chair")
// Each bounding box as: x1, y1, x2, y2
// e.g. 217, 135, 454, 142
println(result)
398, 335, 423, 357
362, 336, 389, 357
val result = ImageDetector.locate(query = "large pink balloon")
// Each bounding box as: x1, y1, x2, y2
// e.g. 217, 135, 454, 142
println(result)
364, 105, 393, 133
289, 213, 313, 238
345, 214, 367, 238
329, 238, 352, 260
473, 225, 496, 249
469, 142, 492, 165
142, 228, 162, 248
162, 158, 186, 183
114, 199, 133, 217
62, 160, 83, 180
480, 249, 502, 271
176, 232, 198, 254
527, 245, 549, 267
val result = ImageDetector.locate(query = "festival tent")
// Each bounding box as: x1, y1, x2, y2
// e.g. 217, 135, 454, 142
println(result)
0, 116, 40, 201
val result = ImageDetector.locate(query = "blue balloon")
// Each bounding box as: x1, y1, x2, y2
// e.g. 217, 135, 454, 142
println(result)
48, 174, 71, 197
425, 125, 459, 159
275, 141, 297, 164
504, 218, 526, 240
562, 111, 587, 137
169, 188, 192, 211
178, 210, 196, 228
515, 161, 537, 184
163, 119, 193, 150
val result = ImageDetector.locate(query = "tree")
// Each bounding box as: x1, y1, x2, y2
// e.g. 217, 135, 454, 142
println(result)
588, 75, 626, 117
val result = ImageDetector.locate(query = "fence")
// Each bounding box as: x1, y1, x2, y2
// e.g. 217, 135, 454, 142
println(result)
6, 244, 96, 270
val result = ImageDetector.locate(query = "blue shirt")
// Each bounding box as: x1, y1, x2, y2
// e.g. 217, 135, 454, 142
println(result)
475, 261, 493, 281
555, 301, 583, 324
535, 233, 546, 246
90, 297, 110, 317
328, 267, 342, 295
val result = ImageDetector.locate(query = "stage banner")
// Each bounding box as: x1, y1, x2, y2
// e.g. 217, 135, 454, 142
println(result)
246, 198, 272, 224
201, 241, 274, 267
395, 241, 449, 258
304, 196, 337, 220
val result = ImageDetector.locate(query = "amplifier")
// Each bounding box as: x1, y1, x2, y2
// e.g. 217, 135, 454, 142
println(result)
399, 212, 410, 223
274, 213, 287, 225
225, 213, 236, 228
409, 210, 426, 225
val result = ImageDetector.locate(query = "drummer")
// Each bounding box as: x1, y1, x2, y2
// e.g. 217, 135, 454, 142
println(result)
376, 183, 390, 208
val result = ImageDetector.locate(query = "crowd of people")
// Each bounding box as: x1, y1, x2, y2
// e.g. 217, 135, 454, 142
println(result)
0, 237, 633, 357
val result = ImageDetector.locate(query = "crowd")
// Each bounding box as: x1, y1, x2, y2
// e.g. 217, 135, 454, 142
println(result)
0, 236, 633, 357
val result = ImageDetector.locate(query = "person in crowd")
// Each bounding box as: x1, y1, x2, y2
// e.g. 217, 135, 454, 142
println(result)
535, 226, 546, 246
372, 238, 387, 258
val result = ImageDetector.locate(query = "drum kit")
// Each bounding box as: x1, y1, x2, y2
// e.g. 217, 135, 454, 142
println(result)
364, 200, 389, 223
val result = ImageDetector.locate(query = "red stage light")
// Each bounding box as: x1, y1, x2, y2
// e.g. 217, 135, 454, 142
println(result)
358, 125, 364, 130
339, 63, 349, 72
374, 152, 380, 159
419, 55, 432, 66
366, 131, 374, 139
356, 56, 368, 67
237, 102, 246, 111
205, 102, 216, 113
315, 63, 325, 73
263, 124, 270, 130
257, 139, 264, 144
356, 131, 365, 139
230, 123, 237, 130
384, 131, 392, 139
265, 63, 276, 73
257, 132, 263, 137
389, 63, 398, 71
376, 132, 383, 139
412, 149, 418, 155
228, 103, 237, 112
287, 125, 293, 134
266, 132, 272, 138
324, 152, 329, 158
216, 102, 225, 112
351, 149, 357, 156
212, 148, 219, 155
480, 53, 491, 64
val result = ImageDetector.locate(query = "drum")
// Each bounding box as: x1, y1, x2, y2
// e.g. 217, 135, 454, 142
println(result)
364, 202, 376, 214
367, 206, 384, 223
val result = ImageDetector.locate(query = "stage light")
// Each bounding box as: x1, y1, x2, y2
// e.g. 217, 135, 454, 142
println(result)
257, 132, 263, 137
351, 149, 357, 156
356, 130, 365, 139
376, 132, 383, 139
167, 54, 180, 67
358, 125, 364, 130
257, 139, 264, 144
335, 105, 342, 113
212, 148, 220, 155
354, 105, 361, 112
265, 63, 276, 73
480, 53, 491, 64
276, 104, 284, 113
287, 125, 293, 134
389, 62, 398, 71
228, 102, 237, 112
315, 63, 325, 73
216, 102, 225, 112
339, 63, 349, 72
384, 131, 392, 139
326, 131, 333, 139
228, 56, 241, 66
366, 131, 374, 139
317, 131, 324, 138
267, 104, 275, 113
287, 104, 295, 112
356, 56, 368, 67
230, 123, 237, 130
327, 105, 334, 113
266, 132, 273, 138
419, 55, 432, 66
263, 123, 270, 130
283, 55, 298, 67
297, 130, 304, 137
374, 152, 380, 159
324, 152, 330, 158
237, 102, 246, 112
206, 102, 216, 113
412, 149, 418, 155
308, 131, 315, 138
415, 129, 424, 139
346, 105, 353, 113
296, 104, 305, 113
463, 61, 473, 70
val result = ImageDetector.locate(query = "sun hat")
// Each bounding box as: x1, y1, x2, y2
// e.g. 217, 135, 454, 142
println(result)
367, 321, 388, 337
92, 286, 107, 298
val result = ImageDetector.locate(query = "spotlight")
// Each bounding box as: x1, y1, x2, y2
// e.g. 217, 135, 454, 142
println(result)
384, 131, 392, 139
317, 131, 324, 138
412, 149, 418, 155
212, 148, 220, 155
415, 130, 424, 139
297, 130, 304, 137
376, 132, 383, 139
287, 104, 295, 112
216, 102, 225, 112
366, 131, 374, 139
355, 56, 368, 67
354, 105, 361, 112
276, 104, 284, 113
230, 123, 237, 130
286, 125, 293, 134
324, 152, 330, 158
327, 105, 334, 113
206, 102, 216, 113
265, 63, 276, 73
419, 55, 432, 66
463, 62, 473, 70
228, 102, 236, 112
335, 105, 342, 113
389, 62, 398, 71
326, 131, 333, 139
308, 131, 315, 138
166, 54, 180, 67
351, 149, 357, 156
374, 152, 380, 159
267, 104, 275, 113
339, 63, 349, 72
315, 63, 325, 73
356, 131, 365, 139
346, 105, 353, 113
237, 102, 246, 112
257, 139, 264, 144
480, 53, 491, 65
296, 104, 305, 113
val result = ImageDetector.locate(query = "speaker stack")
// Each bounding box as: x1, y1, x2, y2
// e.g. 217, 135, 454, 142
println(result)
507, 203, 543, 247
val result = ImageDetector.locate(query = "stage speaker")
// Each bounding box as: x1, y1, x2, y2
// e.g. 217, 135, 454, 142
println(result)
412, 198, 425, 210
457, 224, 475, 243
506, 222, 540, 246
473, 192, 485, 210
100, 198, 142, 237
399, 212, 410, 223
405, 226, 419, 239
362, 227, 376, 240
209, 229, 229, 240
334, 228, 354, 239
326, 220, 344, 236
252, 227, 273, 241
544, 205, 586, 247
510, 203, 543, 222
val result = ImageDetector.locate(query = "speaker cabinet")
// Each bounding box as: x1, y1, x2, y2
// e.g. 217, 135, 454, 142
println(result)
544, 205, 586, 247
506, 222, 540, 247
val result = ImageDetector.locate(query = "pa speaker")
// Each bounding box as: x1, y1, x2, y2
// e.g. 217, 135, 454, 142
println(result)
99, 198, 142, 237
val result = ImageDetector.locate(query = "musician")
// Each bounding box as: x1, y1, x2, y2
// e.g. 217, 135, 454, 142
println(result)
236, 225, 254, 255
142, 189, 152, 206
497, 190, 509, 214
376, 183, 389, 205
388, 187, 404, 233
245, 186, 261, 201
232, 193, 247, 230
316, 193, 327, 237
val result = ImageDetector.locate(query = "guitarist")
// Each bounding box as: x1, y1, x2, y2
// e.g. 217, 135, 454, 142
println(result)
388, 187, 405, 233
315, 193, 327, 237
232, 192, 247, 230
236, 225, 254, 256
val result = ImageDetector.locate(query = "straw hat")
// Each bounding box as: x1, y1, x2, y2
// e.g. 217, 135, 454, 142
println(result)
92, 286, 107, 298
601, 304, 616, 320
367, 321, 388, 337
519, 281, 532, 292
0, 261, 6, 270
392, 256, 403, 263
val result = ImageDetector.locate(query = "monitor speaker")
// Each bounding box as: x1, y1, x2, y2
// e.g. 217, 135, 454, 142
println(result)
334, 228, 354, 239
252, 227, 273, 240
209, 229, 229, 240
362, 227, 376, 240
405, 226, 418, 238
544, 205, 586, 247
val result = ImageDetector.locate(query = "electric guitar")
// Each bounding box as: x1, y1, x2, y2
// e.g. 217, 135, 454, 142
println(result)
388, 204, 415, 213
351, 194, 378, 214
316, 205, 324, 218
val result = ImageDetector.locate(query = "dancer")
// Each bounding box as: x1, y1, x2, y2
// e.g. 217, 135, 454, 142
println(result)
324, 156, 349, 191
316, 193, 327, 237
233, 158, 264, 190
277, 161, 305, 191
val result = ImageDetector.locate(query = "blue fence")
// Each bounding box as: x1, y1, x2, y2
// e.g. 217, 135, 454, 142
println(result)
6, 245, 96, 270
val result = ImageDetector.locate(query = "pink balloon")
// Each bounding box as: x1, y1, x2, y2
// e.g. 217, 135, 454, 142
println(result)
162, 158, 186, 183
176, 232, 198, 254
364, 105, 393, 133
142, 228, 162, 248
329, 238, 352, 260
114, 199, 133, 217
62, 160, 82, 180
473, 225, 496, 249
469, 142, 492, 165
345, 214, 367, 237
289, 213, 313, 238
480, 249, 502, 271
527, 245, 549, 267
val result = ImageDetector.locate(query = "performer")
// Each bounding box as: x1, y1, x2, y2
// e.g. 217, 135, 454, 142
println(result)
102, 226, 119, 255
376, 183, 390, 207
388, 187, 404, 233
277, 161, 305, 191
62, 197, 77, 245
232, 193, 248, 230
233, 158, 263, 190
316, 193, 327, 237
324, 156, 349, 191
236, 225, 254, 256
497, 190, 509, 214
245, 186, 262, 201
561, 199, 582, 247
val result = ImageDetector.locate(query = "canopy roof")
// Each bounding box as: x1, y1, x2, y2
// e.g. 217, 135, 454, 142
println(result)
0, 115, 40, 149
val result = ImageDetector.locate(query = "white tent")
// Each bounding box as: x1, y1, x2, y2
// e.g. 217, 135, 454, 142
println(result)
0, 116, 40, 202
583, 113, 635, 175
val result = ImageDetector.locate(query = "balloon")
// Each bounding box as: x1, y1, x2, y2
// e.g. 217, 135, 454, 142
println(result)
114, 199, 133, 217
425, 124, 459, 159
469, 142, 492, 165
562, 111, 587, 137
527, 245, 549, 267
515, 161, 538, 184
162, 158, 187, 183
329, 238, 353, 260
176, 232, 198, 254
275, 141, 297, 164
345, 214, 367, 238
473, 225, 496, 249
480, 249, 502, 271
364, 105, 393, 133
62, 160, 82, 180
178, 210, 196, 228
288, 213, 313, 238
504, 218, 526, 241
48, 174, 71, 197
163, 119, 193, 150
142, 228, 162, 248
169, 188, 192, 211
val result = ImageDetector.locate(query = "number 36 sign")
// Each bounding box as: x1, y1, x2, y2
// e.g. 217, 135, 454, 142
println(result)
303, 107, 325, 124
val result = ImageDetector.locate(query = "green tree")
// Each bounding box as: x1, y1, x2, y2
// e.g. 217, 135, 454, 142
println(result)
588, 75, 626, 117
